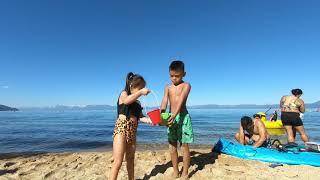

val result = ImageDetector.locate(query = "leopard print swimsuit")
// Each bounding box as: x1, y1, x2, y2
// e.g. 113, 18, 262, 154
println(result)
113, 101, 143, 144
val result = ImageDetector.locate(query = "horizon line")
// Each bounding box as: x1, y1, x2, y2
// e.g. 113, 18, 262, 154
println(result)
14, 100, 319, 108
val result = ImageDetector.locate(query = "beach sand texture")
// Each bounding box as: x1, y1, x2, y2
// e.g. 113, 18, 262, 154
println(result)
1, 148, 320, 180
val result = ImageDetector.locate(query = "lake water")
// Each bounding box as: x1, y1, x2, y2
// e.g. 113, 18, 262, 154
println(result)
0, 109, 319, 154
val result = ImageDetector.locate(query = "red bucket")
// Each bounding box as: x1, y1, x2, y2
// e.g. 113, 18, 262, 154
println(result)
147, 109, 161, 125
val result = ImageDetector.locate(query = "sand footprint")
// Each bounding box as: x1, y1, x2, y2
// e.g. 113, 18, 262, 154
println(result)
3, 162, 16, 168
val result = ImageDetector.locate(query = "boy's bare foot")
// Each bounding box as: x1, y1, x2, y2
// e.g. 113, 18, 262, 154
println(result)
180, 174, 189, 180
171, 171, 180, 179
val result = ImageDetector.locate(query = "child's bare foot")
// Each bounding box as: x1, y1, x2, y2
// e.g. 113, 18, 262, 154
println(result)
180, 175, 189, 180
171, 171, 180, 179
181, 169, 189, 177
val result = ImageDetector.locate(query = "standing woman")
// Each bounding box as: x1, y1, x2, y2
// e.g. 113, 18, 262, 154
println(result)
280, 89, 309, 144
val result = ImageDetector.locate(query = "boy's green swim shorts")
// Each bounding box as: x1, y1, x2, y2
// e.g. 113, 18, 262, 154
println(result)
167, 113, 194, 144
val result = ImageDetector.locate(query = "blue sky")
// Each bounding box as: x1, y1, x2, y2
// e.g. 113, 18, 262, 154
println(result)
0, 0, 319, 107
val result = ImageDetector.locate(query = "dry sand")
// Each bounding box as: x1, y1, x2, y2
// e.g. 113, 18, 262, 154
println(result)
1, 148, 320, 180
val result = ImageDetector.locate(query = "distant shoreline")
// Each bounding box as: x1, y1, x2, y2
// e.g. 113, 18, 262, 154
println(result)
0, 104, 19, 111
15, 100, 320, 111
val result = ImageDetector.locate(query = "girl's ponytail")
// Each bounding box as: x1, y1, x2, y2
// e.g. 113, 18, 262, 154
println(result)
125, 72, 135, 95
123, 72, 146, 95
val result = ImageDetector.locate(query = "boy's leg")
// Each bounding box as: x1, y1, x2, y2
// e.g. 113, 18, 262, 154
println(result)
168, 115, 180, 177
180, 114, 193, 178
169, 141, 179, 177
181, 143, 190, 178
126, 142, 136, 180
109, 134, 126, 180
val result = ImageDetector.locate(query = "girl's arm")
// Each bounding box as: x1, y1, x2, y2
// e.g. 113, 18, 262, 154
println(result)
160, 85, 169, 113
139, 117, 152, 124
138, 101, 152, 124
119, 88, 149, 105
239, 125, 245, 145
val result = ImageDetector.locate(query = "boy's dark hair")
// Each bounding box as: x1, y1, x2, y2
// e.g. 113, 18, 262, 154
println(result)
169, 60, 185, 72
241, 116, 253, 130
124, 72, 146, 95
291, 88, 303, 96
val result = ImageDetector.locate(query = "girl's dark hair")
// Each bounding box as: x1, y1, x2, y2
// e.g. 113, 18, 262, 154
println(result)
241, 116, 253, 130
291, 88, 303, 96
124, 72, 146, 95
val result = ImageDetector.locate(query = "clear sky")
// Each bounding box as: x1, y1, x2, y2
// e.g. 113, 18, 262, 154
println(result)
0, 0, 319, 107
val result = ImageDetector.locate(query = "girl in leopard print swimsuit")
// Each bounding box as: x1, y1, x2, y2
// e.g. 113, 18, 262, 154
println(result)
109, 72, 152, 180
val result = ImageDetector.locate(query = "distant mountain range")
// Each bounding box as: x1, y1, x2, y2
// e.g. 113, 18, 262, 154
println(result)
19, 105, 114, 111
18, 101, 320, 111
0, 104, 19, 111
189, 101, 320, 109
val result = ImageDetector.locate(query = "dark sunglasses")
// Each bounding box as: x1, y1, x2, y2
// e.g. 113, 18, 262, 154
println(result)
253, 114, 262, 118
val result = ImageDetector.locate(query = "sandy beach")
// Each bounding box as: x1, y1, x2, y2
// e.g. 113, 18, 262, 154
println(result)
1, 148, 320, 180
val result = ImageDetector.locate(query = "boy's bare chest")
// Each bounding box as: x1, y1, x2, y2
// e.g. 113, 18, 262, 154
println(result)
168, 86, 183, 98
253, 126, 259, 135
252, 122, 261, 135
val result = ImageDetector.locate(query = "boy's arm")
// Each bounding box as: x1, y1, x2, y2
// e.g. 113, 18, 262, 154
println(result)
160, 85, 169, 113
170, 83, 191, 118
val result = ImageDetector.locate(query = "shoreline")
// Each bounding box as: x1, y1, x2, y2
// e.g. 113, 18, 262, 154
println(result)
0, 143, 214, 158
1, 147, 320, 179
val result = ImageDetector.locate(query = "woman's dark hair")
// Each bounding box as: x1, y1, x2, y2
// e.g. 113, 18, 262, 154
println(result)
169, 60, 185, 72
124, 72, 146, 95
241, 116, 253, 130
291, 88, 303, 96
